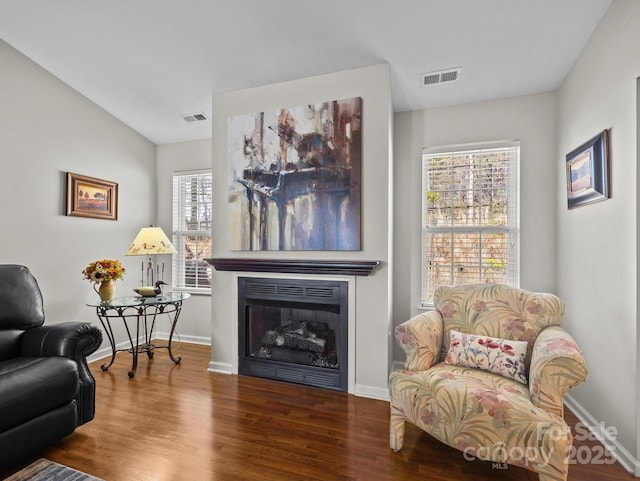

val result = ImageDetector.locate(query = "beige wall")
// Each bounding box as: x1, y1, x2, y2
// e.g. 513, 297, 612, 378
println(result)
209, 64, 393, 398
0, 40, 156, 348
156, 139, 212, 343
392, 92, 558, 348
557, 0, 639, 472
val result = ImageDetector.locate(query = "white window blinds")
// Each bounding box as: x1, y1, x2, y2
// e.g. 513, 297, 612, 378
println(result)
172, 170, 213, 292
422, 142, 519, 305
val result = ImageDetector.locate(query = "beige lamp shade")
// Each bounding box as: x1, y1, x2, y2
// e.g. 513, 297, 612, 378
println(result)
125, 226, 177, 256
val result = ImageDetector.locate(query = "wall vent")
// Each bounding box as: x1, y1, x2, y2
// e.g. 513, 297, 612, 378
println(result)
420, 67, 462, 87
182, 112, 210, 123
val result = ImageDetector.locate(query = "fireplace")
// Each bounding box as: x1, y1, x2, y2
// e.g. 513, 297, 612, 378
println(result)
238, 276, 348, 391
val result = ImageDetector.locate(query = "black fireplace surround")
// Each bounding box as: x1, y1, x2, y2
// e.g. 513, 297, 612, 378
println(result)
238, 277, 348, 391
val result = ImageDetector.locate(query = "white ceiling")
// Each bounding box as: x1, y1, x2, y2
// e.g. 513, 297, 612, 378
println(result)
0, 0, 611, 145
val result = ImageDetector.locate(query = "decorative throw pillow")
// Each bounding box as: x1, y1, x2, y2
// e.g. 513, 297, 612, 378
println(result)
444, 330, 528, 384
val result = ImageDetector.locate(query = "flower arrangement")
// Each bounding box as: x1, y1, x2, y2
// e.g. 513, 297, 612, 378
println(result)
82, 259, 125, 284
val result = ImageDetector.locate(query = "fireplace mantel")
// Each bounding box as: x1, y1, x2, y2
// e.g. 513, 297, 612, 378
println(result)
206, 258, 380, 276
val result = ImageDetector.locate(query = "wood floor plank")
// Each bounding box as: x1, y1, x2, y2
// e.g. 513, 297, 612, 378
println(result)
1, 343, 632, 480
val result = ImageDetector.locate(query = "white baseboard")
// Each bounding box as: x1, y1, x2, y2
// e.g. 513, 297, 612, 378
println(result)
564, 393, 640, 477
354, 384, 389, 401
87, 333, 211, 365
349, 361, 403, 400
391, 360, 405, 372
153, 331, 211, 346
208, 361, 233, 374
88, 345, 118, 364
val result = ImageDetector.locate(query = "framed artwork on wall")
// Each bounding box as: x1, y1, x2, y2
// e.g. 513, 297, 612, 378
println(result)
566, 129, 610, 209
66, 172, 118, 220
227, 97, 362, 251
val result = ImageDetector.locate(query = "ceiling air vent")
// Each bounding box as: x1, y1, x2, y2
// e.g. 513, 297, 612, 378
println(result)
420, 67, 462, 87
182, 112, 210, 123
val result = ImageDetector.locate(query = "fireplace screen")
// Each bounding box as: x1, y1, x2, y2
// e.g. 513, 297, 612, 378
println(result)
238, 277, 348, 391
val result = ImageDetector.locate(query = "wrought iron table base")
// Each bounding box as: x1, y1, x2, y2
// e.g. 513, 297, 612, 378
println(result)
90, 293, 189, 378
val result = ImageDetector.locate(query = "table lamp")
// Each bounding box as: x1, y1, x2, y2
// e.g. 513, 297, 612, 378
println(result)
125, 226, 177, 295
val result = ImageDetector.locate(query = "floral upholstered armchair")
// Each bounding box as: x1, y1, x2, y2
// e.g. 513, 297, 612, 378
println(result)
389, 284, 587, 481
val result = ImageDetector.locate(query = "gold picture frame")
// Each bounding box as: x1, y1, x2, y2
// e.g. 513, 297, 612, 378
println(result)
66, 172, 118, 220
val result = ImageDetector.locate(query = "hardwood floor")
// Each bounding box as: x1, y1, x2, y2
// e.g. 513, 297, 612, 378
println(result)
2, 343, 632, 480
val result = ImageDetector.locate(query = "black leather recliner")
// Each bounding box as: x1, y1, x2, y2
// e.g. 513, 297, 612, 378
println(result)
0, 264, 102, 469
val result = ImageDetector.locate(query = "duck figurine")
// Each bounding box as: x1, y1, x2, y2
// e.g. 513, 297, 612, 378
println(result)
134, 280, 167, 297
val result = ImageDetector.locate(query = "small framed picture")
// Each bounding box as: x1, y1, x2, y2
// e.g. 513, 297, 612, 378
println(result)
566, 129, 610, 209
66, 172, 118, 220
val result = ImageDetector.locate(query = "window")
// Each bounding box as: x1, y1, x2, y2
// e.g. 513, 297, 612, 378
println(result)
422, 142, 519, 305
172, 170, 212, 292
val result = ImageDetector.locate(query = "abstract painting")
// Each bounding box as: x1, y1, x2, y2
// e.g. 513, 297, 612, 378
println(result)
228, 97, 361, 250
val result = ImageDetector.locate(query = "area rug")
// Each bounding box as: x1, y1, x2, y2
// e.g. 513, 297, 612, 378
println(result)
3, 458, 104, 481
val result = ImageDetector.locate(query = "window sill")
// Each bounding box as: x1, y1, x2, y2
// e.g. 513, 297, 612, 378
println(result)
172, 287, 211, 296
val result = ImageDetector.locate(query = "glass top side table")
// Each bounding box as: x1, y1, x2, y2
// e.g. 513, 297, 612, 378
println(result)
87, 292, 191, 378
